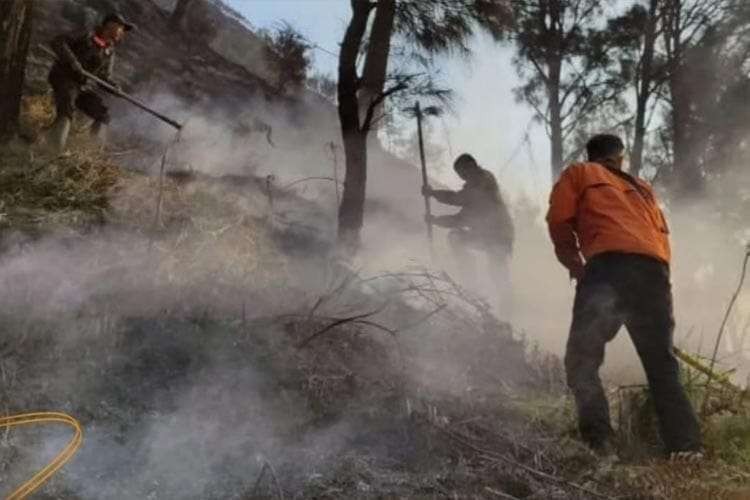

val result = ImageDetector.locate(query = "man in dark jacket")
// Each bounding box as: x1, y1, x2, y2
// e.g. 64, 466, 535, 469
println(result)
423, 154, 515, 303
47, 13, 134, 153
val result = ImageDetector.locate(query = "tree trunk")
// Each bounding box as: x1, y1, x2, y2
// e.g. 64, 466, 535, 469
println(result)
0, 0, 33, 141
548, 60, 564, 180
663, 0, 704, 195
549, 99, 564, 179
670, 68, 703, 194
630, 0, 658, 178
338, 132, 368, 250
336, 0, 373, 252
170, 0, 194, 30
359, 0, 396, 131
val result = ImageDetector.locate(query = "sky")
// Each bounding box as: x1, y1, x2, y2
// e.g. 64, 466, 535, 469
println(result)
227, 0, 552, 203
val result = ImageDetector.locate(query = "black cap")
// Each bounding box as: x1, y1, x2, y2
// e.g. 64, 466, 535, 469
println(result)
454, 153, 478, 169
102, 12, 135, 32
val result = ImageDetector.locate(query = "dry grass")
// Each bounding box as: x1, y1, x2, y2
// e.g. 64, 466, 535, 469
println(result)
2, 95, 284, 294
0, 142, 121, 231
19, 93, 56, 134
1, 95, 121, 231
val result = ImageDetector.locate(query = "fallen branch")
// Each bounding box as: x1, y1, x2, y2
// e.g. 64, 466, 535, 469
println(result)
281, 176, 338, 191
352, 319, 397, 337
439, 427, 615, 500
250, 460, 284, 500
398, 304, 447, 333
308, 271, 360, 319
296, 304, 387, 348
484, 487, 520, 500
358, 271, 444, 285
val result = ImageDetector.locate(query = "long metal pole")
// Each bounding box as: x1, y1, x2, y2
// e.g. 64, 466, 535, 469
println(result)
415, 101, 434, 257
40, 45, 182, 130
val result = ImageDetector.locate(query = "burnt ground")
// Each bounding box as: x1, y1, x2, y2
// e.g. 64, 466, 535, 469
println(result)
1, 125, 748, 498
0, 290, 607, 500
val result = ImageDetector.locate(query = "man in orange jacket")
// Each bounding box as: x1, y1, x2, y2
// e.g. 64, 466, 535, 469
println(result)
546, 134, 702, 457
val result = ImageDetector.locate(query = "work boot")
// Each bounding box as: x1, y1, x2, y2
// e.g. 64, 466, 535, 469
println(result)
586, 438, 619, 469
47, 116, 71, 155
584, 427, 619, 461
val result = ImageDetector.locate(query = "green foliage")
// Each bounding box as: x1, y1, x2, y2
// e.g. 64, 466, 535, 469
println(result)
395, 0, 510, 56
705, 414, 750, 465
262, 22, 312, 96
509, 0, 629, 175
613, 357, 750, 464
513, 394, 577, 435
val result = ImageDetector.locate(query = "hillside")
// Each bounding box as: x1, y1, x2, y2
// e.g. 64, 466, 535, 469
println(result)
4, 98, 750, 499
0, 97, 590, 499
24, 0, 439, 260
2, 1, 750, 499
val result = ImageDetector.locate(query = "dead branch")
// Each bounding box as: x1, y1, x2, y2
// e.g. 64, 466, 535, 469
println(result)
308, 270, 360, 319
352, 319, 397, 337
281, 176, 338, 191
358, 271, 444, 284
250, 460, 284, 500
397, 304, 447, 333
297, 304, 387, 348
484, 487, 520, 499
250, 463, 267, 499
702, 246, 750, 417
152, 150, 167, 231
439, 427, 615, 500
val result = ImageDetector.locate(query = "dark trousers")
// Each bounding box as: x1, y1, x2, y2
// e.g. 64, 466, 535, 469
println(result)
49, 71, 110, 124
565, 252, 702, 452
448, 228, 512, 310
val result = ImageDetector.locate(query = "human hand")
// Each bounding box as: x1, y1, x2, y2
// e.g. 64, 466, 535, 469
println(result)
421, 185, 433, 197
110, 81, 123, 93
569, 263, 585, 282
72, 62, 88, 83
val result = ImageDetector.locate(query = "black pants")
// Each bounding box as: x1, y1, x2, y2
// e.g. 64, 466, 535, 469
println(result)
49, 72, 110, 124
448, 228, 512, 308
565, 253, 701, 452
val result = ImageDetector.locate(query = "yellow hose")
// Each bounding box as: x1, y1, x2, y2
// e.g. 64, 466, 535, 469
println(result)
0, 412, 83, 500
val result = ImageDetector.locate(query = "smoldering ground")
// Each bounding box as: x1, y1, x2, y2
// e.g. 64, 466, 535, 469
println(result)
0, 123, 533, 498
0, 226, 387, 498
4, 82, 749, 498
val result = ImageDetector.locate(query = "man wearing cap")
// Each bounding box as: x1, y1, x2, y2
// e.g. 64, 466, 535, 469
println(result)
47, 13, 134, 153
422, 153, 515, 306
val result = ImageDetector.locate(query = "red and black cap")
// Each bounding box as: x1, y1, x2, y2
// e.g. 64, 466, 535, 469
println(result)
102, 12, 136, 32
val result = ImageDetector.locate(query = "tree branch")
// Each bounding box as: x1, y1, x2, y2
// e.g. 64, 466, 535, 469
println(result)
361, 77, 413, 132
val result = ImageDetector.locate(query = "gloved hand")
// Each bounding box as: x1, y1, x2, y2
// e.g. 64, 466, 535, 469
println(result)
424, 214, 435, 224
71, 61, 88, 84
421, 185, 433, 197
108, 80, 123, 93
569, 261, 585, 283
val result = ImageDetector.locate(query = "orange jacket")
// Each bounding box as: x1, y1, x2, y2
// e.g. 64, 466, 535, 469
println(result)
546, 162, 670, 277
